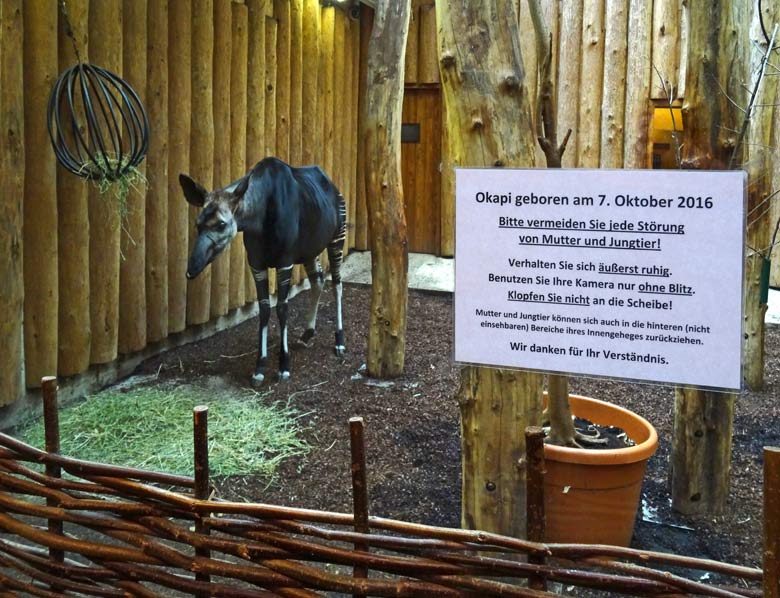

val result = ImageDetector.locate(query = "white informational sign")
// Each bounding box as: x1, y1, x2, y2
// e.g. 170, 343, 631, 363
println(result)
454, 168, 745, 390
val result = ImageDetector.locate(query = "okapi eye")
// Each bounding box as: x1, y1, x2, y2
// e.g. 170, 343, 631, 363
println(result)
217, 222, 227, 230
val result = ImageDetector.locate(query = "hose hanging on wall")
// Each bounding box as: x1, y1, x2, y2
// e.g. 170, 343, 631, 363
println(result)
46, 1, 149, 182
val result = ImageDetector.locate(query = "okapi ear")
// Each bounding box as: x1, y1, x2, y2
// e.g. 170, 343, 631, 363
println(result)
179, 173, 208, 207
232, 176, 250, 199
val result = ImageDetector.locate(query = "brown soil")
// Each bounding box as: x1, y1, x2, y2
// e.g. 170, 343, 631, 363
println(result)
135, 281, 779, 572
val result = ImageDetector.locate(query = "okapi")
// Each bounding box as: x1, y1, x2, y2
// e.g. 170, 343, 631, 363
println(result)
180, 157, 347, 384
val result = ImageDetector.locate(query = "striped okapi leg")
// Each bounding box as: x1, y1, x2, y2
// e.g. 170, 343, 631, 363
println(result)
300, 257, 324, 347
327, 193, 347, 356
276, 265, 294, 379
251, 267, 271, 385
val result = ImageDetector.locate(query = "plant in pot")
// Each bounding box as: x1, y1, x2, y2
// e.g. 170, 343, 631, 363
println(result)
527, 0, 659, 546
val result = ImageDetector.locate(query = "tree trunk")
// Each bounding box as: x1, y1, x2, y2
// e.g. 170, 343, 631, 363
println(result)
743, 1, 780, 389
56, 0, 91, 375
438, 0, 543, 537
671, 0, 748, 515
0, 0, 25, 406
146, 0, 169, 343
119, 0, 148, 354
355, 6, 373, 253
167, 0, 192, 334
623, 0, 652, 169
365, 2, 410, 379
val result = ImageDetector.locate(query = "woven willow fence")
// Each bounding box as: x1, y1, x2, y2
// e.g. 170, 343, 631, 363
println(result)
0, 381, 765, 597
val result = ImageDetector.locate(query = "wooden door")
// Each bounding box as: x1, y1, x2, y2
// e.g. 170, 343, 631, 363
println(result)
401, 87, 441, 255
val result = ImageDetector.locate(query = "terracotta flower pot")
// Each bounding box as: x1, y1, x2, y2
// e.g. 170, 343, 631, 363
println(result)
542, 394, 658, 547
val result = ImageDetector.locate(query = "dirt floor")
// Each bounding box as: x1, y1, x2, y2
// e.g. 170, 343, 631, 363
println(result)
134, 281, 778, 573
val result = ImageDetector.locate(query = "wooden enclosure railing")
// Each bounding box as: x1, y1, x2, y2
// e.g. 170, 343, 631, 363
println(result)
0, 379, 770, 598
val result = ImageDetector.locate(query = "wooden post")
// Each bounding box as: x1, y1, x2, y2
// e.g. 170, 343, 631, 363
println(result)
274, 0, 291, 163
246, 0, 267, 302
187, 0, 215, 326
23, 0, 59, 384
765, 447, 780, 598
333, 10, 348, 253
577, 0, 604, 168
650, 0, 680, 98
349, 17, 360, 251
0, 0, 25, 407
355, 6, 372, 252
119, 0, 148, 355
671, 0, 748, 516
262, 15, 278, 298
56, 0, 91, 376
290, 0, 303, 166
622, 0, 652, 170
404, 0, 419, 84
302, 0, 321, 168
525, 426, 546, 591
167, 0, 192, 334
557, 0, 582, 168
193, 405, 210, 591
349, 417, 370, 596
145, 0, 169, 342
229, 2, 248, 311
87, 0, 123, 364
210, 0, 232, 319
599, 0, 627, 169
438, 0, 543, 537
321, 7, 335, 181
364, 2, 410, 379
41, 377, 65, 567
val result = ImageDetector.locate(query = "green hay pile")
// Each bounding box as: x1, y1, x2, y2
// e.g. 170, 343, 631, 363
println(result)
19, 384, 310, 479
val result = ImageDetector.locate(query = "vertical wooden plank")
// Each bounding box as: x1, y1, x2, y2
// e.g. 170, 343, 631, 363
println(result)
193, 405, 210, 591
349, 16, 360, 250
340, 15, 354, 254
302, 0, 321, 167
274, 0, 291, 162
576, 0, 604, 168
119, 0, 148, 354
247, 0, 266, 166
599, 0, 628, 168
146, 0, 169, 342
334, 11, 348, 256
321, 7, 335, 179
88, 0, 123, 364
676, 0, 689, 99
418, 4, 439, 85
623, 0, 653, 169
525, 426, 546, 590
290, 0, 303, 165
0, 0, 25, 406
210, 0, 232, 318
557, 0, 582, 167
349, 417, 370, 593
56, 0, 91, 375
168, 0, 192, 334
405, 1, 419, 84
650, 0, 680, 98
24, 0, 59, 383
355, 6, 372, 251
263, 15, 278, 297
766, 447, 780, 598
187, 0, 215, 325
229, 2, 248, 310
518, 0, 541, 166
41, 377, 64, 573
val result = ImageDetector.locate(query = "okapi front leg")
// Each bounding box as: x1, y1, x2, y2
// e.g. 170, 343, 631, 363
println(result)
327, 209, 346, 356
251, 267, 271, 385
276, 265, 293, 379
299, 258, 324, 347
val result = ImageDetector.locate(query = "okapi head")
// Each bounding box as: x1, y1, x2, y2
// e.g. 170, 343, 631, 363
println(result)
179, 173, 250, 279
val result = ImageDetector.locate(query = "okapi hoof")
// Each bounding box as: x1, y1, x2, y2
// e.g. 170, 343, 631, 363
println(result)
278, 370, 291, 381
252, 362, 268, 386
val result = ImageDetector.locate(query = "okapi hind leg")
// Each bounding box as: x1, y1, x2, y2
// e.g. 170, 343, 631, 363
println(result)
327, 194, 347, 356
276, 265, 294, 379
299, 258, 324, 347
251, 267, 271, 386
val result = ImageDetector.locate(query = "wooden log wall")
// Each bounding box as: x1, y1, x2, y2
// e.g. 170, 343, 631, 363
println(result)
0, 1, 363, 409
